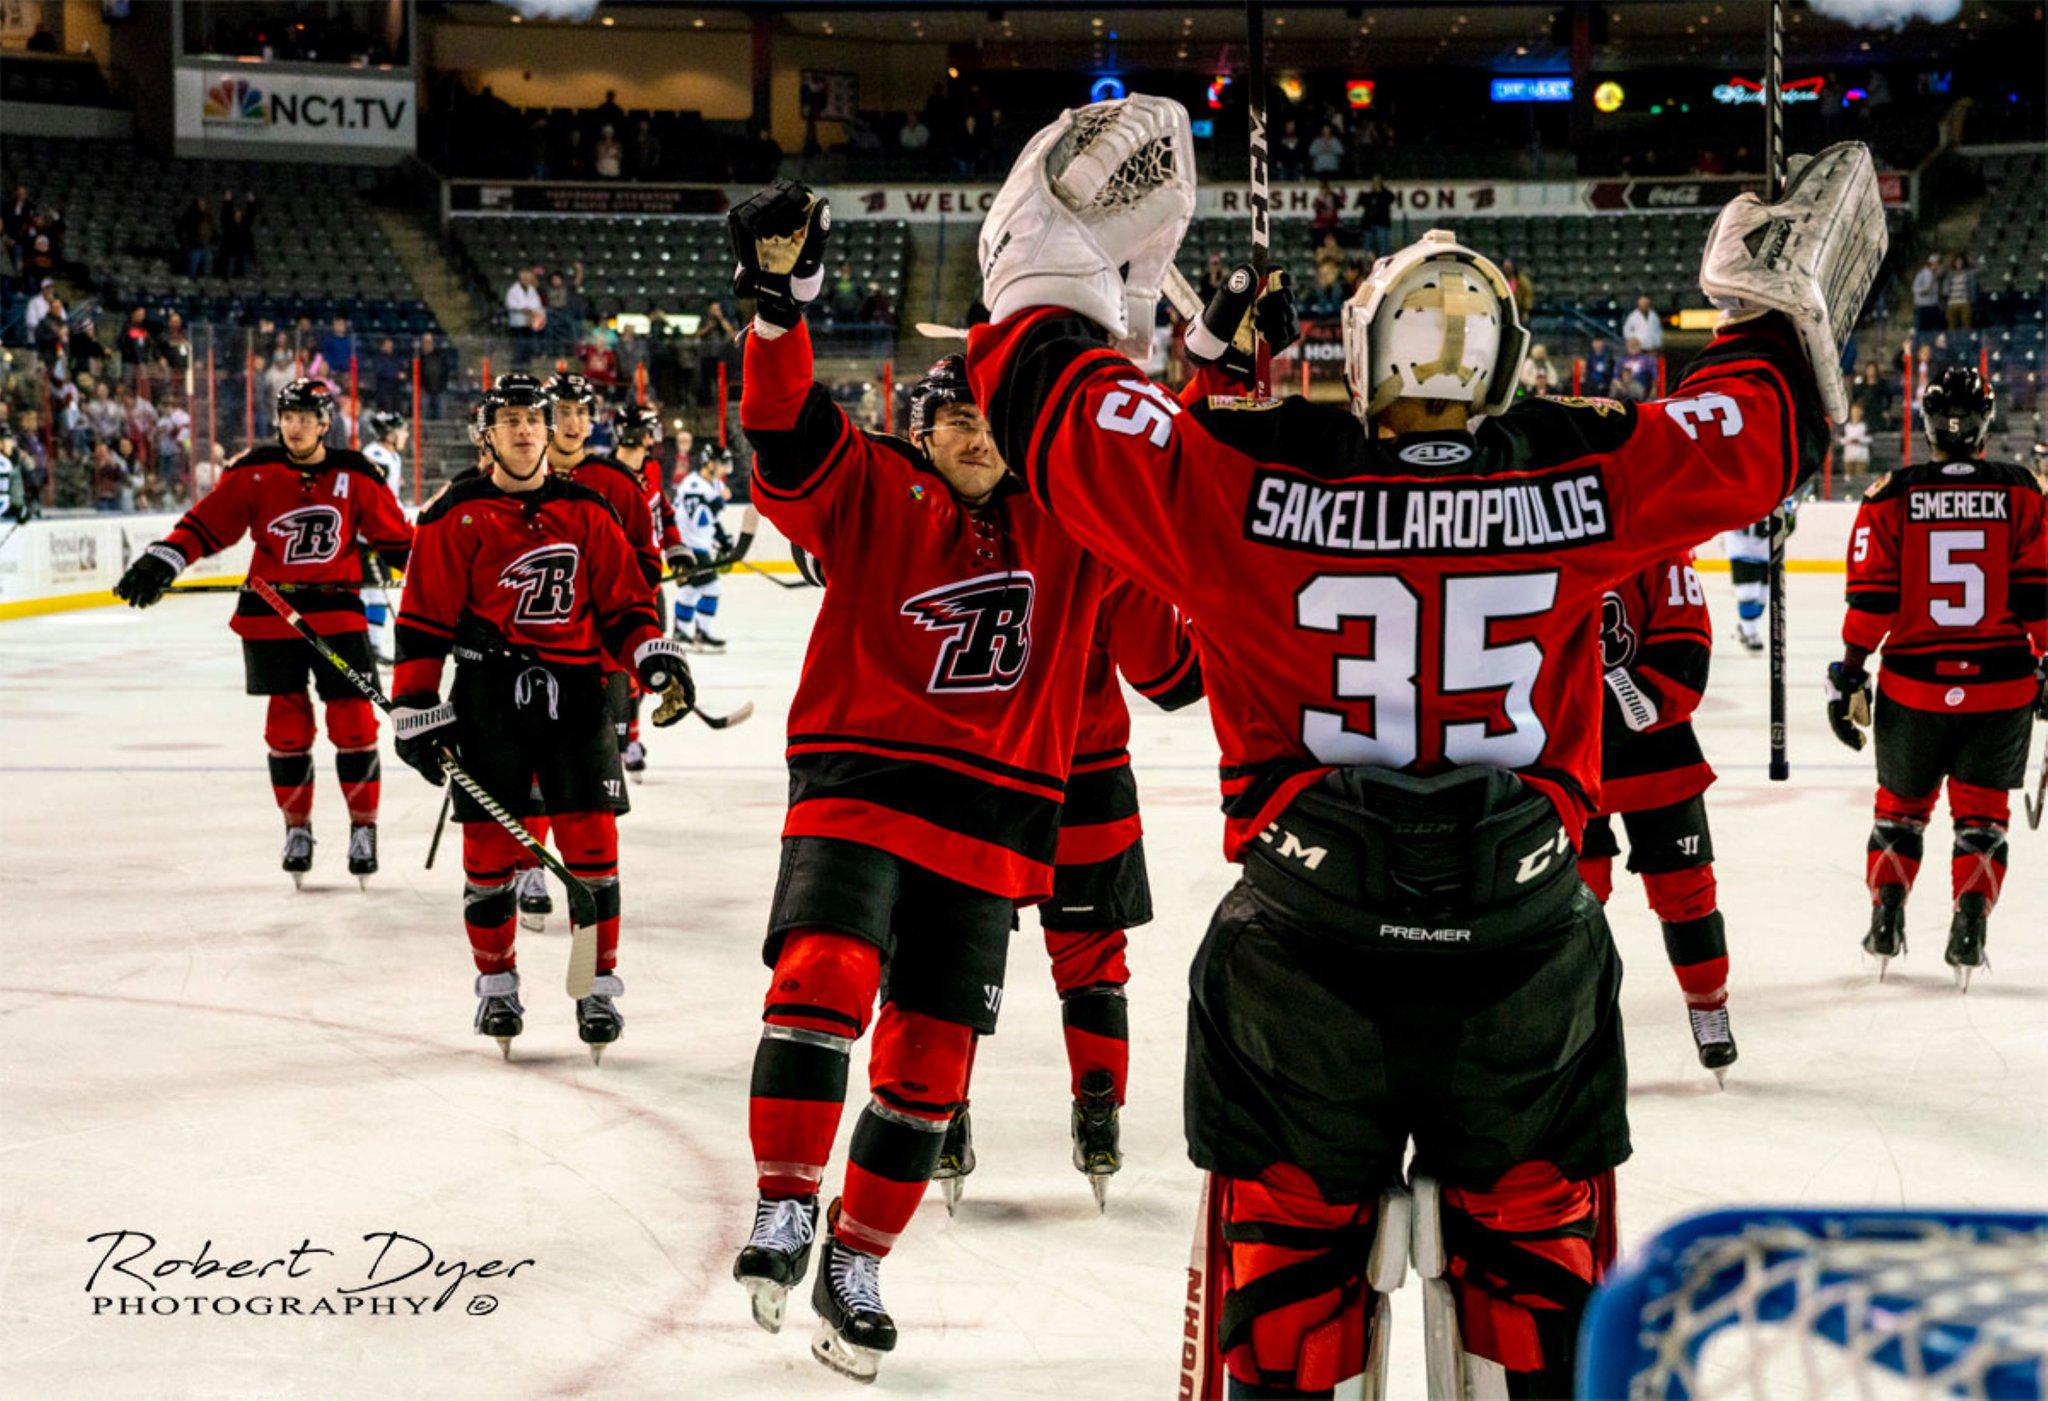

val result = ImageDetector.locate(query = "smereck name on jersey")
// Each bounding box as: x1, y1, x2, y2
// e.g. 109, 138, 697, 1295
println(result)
1244, 466, 1612, 556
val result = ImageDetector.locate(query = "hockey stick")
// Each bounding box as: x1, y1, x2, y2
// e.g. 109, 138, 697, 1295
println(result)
1765, 0, 1793, 782
1245, 0, 1273, 401
164, 579, 363, 596
0, 517, 27, 553
691, 699, 754, 731
243, 573, 603, 998
424, 787, 451, 870
658, 503, 760, 583
2026, 726, 2046, 830
737, 557, 808, 591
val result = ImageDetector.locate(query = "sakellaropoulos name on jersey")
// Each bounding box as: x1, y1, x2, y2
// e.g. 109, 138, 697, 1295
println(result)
1244, 465, 1610, 555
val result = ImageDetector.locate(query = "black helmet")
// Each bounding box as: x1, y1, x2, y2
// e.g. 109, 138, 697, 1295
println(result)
276, 377, 335, 428
906, 354, 973, 441
695, 440, 734, 472
615, 403, 663, 448
541, 371, 600, 409
470, 372, 553, 446
1921, 366, 1995, 459
365, 409, 406, 442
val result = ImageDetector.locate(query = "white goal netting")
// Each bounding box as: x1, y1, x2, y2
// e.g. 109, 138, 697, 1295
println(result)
1579, 1208, 2048, 1399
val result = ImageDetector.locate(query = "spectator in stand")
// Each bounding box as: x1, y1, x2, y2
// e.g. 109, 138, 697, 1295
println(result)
175, 196, 215, 279
1204, 252, 1229, 296
220, 197, 256, 279
316, 316, 354, 378
417, 331, 452, 419
1616, 336, 1658, 402
1851, 360, 1893, 429
3, 183, 31, 242
155, 395, 192, 489
24, 279, 54, 341
68, 313, 102, 381
560, 127, 592, 179
545, 266, 585, 357
579, 331, 622, 390
34, 300, 68, 372
632, 119, 664, 179
900, 113, 931, 153
1943, 253, 1976, 330
1840, 403, 1873, 476
827, 261, 860, 323
857, 282, 896, 326
1910, 254, 1943, 334
695, 297, 739, 401
593, 89, 626, 133
126, 386, 159, 461
1314, 230, 1346, 284
1623, 294, 1664, 353
12, 408, 47, 504
1519, 343, 1556, 398
367, 336, 408, 412
58, 379, 91, 457
1584, 335, 1616, 396
1309, 252, 1345, 316
160, 312, 193, 383
86, 378, 124, 443
1312, 181, 1341, 242
614, 323, 648, 393
89, 440, 129, 511
1308, 123, 1346, 177
1274, 119, 1305, 180
595, 125, 625, 180
1357, 175, 1395, 257
505, 267, 545, 357
112, 435, 146, 509
1500, 256, 1535, 322
260, 348, 297, 436
117, 307, 155, 385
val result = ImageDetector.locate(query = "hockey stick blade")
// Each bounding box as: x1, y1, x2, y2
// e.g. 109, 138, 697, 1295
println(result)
2026, 742, 2046, 830
738, 558, 809, 590
694, 700, 754, 731
915, 321, 969, 340
243, 574, 602, 995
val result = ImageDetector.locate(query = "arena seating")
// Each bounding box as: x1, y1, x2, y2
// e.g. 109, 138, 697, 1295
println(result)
2, 136, 438, 335
1970, 149, 2047, 323
449, 213, 909, 325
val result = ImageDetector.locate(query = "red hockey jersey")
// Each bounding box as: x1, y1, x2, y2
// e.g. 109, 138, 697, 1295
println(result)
967, 310, 1827, 858
1843, 457, 2048, 713
1058, 577, 1206, 869
551, 450, 663, 589
160, 443, 412, 641
642, 454, 683, 556
743, 318, 1112, 901
1596, 552, 1715, 814
392, 471, 663, 697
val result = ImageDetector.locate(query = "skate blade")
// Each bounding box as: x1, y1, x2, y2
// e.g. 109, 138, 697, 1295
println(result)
588, 1042, 606, 1065
519, 911, 548, 933
940, 1175, 963, 1216
494, 1037, 514, 1061
1089, 1173, 1110, 1213
356, 874, 372, 891
290, 871, 306, 890
811, 1324, 882, 1383
626, 770, 644, 785
1712, 1066, 1729, 1089
742, 1276, 789, 1335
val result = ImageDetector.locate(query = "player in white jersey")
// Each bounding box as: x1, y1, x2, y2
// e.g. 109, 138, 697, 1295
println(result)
1720, 523, 1770, 652
359, 410, 409, 664
672, 442, 733, 652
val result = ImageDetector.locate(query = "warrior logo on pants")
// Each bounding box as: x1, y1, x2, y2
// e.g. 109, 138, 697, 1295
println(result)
267, 505, 346, 564
902, 571, 1035, 693
498, 543, 582, 624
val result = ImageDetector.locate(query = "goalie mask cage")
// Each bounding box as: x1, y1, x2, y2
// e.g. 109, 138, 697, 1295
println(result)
1577, 1208, 2048, 1399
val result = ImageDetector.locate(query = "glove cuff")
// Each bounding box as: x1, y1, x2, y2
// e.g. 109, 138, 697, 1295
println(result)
145, 542, 187, 575
635, 636, 689, 671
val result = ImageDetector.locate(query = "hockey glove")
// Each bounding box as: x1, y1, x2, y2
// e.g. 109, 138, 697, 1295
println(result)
729, 180, 832, 332
1184, 263, 1302, 384
686, 548, 719, 589
392, 693, 457, 785
113, 543, 186, 609
1824, 661, 1872, 752
663, 543, 694, 577
635, 637, 696, 727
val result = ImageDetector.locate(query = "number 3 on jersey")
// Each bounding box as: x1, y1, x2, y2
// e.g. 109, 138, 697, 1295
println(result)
1295, 571, 1558, 768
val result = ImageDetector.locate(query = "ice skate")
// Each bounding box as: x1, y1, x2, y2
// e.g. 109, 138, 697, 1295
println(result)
694, 621, 727, 654
931, 1108, 974, 1215
811, 1210, 895, 1383
576, 973, 624, 1064
346, 823, 378, 889
1735, 618, 1764, 653
516, 867, 551, 932
1071, 1070, 1123, 1210
1686, 1001, 1738, 1087
1863, 885, 1907, 978
281, 825, 314, 888
474, 970, 524, 1058
621, 739, 646, 783
1945, 893, 1989, 992
734, 1193, 818, 1335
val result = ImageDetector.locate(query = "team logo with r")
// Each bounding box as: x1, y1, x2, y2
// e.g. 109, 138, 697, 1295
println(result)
499, 544, 581, 624
901, 571, 1035, 692
267, 505, 345, 564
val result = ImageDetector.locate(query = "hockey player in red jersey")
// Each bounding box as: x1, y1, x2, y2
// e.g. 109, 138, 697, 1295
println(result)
969, 98, 1885, 1396
725, 180, 1113, 1383
114, 378, 412, 887
1826, 366, 2048, 988
610, 401, 691, 779
932, 573, 1206, 1213
1579, 551, 1737, 1080
388, 376, 691, 1057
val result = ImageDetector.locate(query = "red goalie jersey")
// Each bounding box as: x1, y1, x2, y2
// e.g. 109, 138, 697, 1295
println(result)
1843, 457, 2048, 712
1596, 553, 1715, 813
743, 319, 1111, 902
967, 311, 1828, 857
160, 444, 412, 641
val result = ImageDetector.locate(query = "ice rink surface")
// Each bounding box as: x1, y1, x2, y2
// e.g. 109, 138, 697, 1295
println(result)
2, 571, 2043, 1398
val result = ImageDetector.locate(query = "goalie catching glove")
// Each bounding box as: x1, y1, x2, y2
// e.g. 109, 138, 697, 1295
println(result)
1184, 263, 1302, 384
1698, 141, 1887, 421
729, 180, 832, 332
980, 95, 1196, 359
634, 637, 696, 727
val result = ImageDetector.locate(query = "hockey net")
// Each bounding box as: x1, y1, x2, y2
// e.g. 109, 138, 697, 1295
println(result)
1578, 1208, 2048, 1399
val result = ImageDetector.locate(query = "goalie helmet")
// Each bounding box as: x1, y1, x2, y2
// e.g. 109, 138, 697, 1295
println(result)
275, 377, 336, 429
615, 403, 663, 448
907, 354, 973, 441
1920, 365, 1996, 460
469, 373, 553, 446
1341, 229, 1528, 426
541, 371, 600, 409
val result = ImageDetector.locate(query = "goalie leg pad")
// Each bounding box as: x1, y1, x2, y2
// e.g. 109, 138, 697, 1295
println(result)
1419, 1163, 1613, 1398
1215, 1165, 1386, 1398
